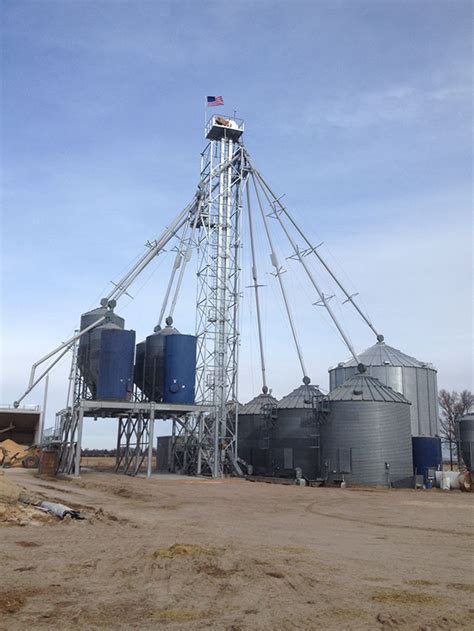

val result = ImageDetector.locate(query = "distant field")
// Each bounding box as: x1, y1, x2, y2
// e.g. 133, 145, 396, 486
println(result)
80, 456, 116, 470
80, 456, 157, 471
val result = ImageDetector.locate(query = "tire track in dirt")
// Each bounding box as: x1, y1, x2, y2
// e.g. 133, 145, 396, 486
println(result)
304, 500, 470, 537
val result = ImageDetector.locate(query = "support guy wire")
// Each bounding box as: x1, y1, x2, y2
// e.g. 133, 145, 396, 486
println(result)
156, 221, 191, 329
251, 171, 309, 383
246, 178, 268, 392
254, 171, 360, 366
168, 194, 204, 320
249, 159, 384, 343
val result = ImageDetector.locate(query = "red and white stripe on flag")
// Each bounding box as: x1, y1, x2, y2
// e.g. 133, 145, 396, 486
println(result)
207, 96, 224, 107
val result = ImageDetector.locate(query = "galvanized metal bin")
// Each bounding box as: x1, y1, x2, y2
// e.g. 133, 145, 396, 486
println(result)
329, 342, 439, 437
273, 384, 323, 479
238, 392, 278, 475
321, 373, 413, 487
458, 413, 474, 472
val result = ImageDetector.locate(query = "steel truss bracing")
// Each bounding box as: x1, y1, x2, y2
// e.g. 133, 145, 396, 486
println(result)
56, 408, 82, 475
194, 123, 248, 477
115, 412, 154, 476
55, 337, 97, 476
171, 415, 200, 475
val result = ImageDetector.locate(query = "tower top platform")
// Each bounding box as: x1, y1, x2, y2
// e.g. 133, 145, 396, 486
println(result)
205, 115, 244, 141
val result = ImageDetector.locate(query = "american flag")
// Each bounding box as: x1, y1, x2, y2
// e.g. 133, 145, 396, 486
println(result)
207, 95, 224, 107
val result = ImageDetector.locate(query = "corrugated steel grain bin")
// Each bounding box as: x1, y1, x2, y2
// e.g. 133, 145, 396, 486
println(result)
458, 413, 474, 472
273, 384, 324, 479
238, 391, 278, 475
321, 373, 413, 487
329, 342, 439, 437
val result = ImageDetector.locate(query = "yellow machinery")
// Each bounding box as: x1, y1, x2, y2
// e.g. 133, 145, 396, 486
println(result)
0, 438, 40, 469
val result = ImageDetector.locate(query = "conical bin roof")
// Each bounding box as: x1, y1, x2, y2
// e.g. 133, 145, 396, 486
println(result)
328, 373, 410, 404
278, 384, 324, 409
240, 392, 278, 415
333, 341, 433, 370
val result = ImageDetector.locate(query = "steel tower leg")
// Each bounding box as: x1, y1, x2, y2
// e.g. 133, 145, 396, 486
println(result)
195, 126, 247, 477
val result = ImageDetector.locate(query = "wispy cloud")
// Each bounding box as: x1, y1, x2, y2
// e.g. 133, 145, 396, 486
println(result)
300, 76, 471, 131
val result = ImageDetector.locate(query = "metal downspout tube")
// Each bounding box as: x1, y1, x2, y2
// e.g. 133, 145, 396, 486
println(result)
232, 162, 247, 462
66, 333, 79, 409
106, 198, 197, 303
246, 179, 268, 391
250, 162, 383, 342
38, 374, 49, 445
16, 345, 72, 407
251, 173, 309, 382
27, 316, 107, 389
157, 222, 191, 328
169, 196, 204, 319
254, 171, 360, 366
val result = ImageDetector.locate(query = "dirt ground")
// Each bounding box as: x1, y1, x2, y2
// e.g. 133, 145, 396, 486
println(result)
1, 466, 473, 631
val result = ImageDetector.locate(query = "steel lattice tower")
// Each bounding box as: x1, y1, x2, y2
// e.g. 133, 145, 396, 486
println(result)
15, 112, 385, 481
195, 117, 248, 477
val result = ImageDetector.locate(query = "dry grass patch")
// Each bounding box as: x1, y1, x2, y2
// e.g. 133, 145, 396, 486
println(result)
0, 587, 41, 615
273, 545, 307, 554
197, 563, 236, 578
372, 589, 437, 605
153, 608, 212, 622
265, 570, 285, 579
448, 583, 474, 593
153, 543, 219, 559
0, 592, 26, 614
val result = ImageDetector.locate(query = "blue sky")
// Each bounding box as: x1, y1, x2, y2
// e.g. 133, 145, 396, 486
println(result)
1, 0, 472, 447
